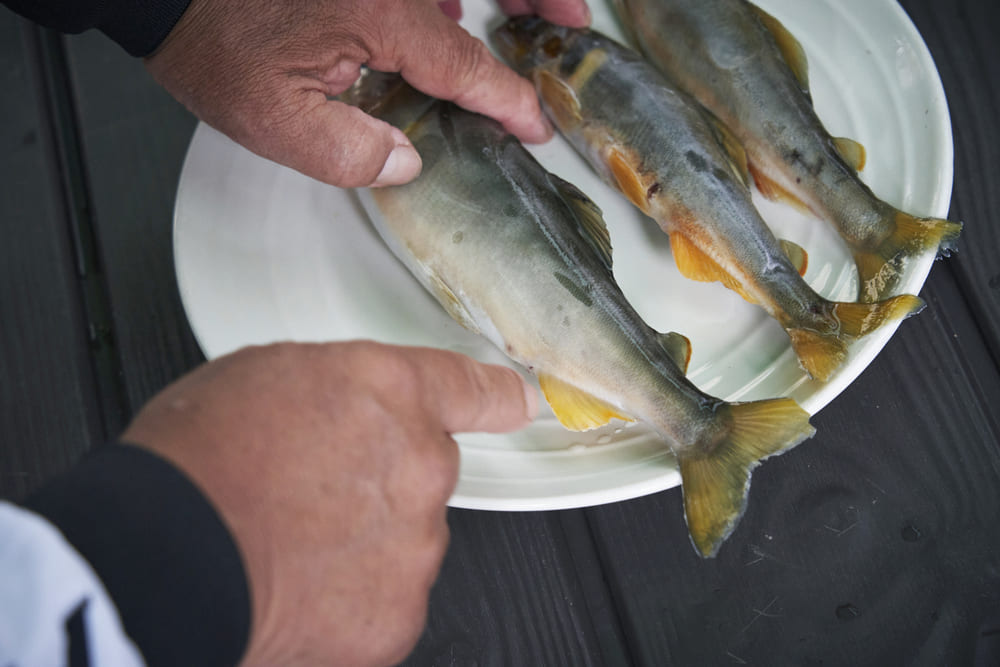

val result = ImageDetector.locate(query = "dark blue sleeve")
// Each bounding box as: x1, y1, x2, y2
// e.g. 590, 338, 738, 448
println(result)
25, 443, 251, 667
1, 0, 192, 57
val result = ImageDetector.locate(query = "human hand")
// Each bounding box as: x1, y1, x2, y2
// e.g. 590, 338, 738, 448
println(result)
122, 341, 538, 666
145, 0, 590, 189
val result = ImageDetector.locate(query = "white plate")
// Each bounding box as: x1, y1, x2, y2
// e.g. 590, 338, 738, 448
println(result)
173, 0, 953, 510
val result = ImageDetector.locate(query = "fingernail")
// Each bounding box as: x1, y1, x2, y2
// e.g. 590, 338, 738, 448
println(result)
372, 132, 421, 187
522, 381, 539, 422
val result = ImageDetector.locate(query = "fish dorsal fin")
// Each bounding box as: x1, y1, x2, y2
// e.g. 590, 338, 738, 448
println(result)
706, 113, 751, 188
833, 136, 867, 172
659, 332, 692, 374
669, 232, 756, 303
538, 374, 634, 431
750, 3, 810, 98
779, 239, 809, 276
747, 162, 814, 216
608, 146, 651, 212
550, 174, 614, 270
536, 70, 583, 129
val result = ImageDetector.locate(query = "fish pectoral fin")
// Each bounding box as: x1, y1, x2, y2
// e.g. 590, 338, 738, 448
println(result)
538, 374, 634, 431
747, 162, 814, 216
834, 136, 867, 172
658, 331, 692, 374
750, 2, 811, 99
427, 273, 481, 335
537, 70, 583, 128
550, 174, 614, 270
706, 113, 751, 188
679, 398, 814, 557
669, 232, 756, 303
779, 239, 809, 276
608, 146, 652, 212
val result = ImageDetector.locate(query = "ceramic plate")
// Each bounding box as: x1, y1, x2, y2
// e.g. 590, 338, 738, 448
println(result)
173, 0, 953, 510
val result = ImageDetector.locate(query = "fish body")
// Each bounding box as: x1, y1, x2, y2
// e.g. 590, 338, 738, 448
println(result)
493, 18, 923, 382
615, 0, 962, 302
352, 74, 814, 556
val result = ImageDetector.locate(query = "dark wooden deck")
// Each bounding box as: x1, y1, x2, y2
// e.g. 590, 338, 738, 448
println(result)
2, 1, 997, 664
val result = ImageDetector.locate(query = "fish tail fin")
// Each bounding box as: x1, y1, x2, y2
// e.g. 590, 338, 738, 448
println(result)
786, 294, 925, 381
679, 398, 815, 558
854, 210, 962, 302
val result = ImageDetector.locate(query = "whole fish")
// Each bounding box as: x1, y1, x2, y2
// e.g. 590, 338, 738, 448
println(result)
615, 0, 962, 302
348, 73, 814, 557
493, 18, 923, 382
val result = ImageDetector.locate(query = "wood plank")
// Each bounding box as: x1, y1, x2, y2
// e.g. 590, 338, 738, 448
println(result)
61, 30, 203, 412
584, 0, 1000, 663
0, 10, 105, 500
902, 0, 1000, 359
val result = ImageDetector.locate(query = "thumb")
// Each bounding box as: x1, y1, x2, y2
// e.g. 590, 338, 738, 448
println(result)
250, 93, 422, 188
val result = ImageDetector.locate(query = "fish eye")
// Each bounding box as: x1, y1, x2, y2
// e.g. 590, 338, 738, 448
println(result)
542, 36, 564, 58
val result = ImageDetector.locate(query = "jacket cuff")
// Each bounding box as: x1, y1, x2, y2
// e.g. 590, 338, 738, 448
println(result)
26, 443, 251, 667
98, 0, 193, 57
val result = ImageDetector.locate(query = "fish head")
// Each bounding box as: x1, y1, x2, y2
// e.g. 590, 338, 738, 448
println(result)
492, 16, 580, 77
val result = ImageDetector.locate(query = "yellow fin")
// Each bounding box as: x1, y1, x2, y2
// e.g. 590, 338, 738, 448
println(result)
536, 69, 583, 129
659, 331, 692, 374
680, 398, 814, 557
551, 174, 613, 270
834, 136, 867, 172
426, 272, 480, 335
608, 146, 651, 212
750, 2, 810, 97
779, 239, 809, 276
748, 162, 814, 216
669, 232, 755, 303
786, 294, 924, 380
567, 48, 609, 91
706, 113, 751, 188
538, 374, 634, 431
854, 211, 962, 302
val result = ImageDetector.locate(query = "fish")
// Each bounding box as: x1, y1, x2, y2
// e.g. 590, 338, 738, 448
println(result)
346, 72, 815, 557
613, 0, 962, 303
492, 17, 924, 383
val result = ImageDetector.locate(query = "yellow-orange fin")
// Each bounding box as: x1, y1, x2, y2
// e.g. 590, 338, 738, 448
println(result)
834, 136, 867, 172
750, 3, 810, 98
608, 146, 651, 212
680, 397, 814, 557
669, 232, 755, 303
538, 374, 634, 431
854, 211, 962, 302
659, 331, 692, 374
748, 162, 814, 216
779, 239, 809, 276
536, 69, 583, 129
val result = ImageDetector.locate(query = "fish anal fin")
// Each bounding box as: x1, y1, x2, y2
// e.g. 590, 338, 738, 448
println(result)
669, 232, 756, 303
749, 3, 811, 97
706, 113, 751, 187
549, 174, 614, 270
748, 162, 814, 216
659, 331, 692, 374
608, 146, 652, 213
538, 374, 634, 431
779, 239, 809, 276
834, 136, 867, 172
680, 398, 814, 557
537, 70, 583, 129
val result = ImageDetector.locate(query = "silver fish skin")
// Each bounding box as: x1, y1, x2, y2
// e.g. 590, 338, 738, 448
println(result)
354, 77, 814, 557
492, 17, 923, 383
615, 0, 962, 302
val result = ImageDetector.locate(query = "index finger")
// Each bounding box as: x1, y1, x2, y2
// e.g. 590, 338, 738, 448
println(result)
407, 347, 539, 435
370, 4, 553, 144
